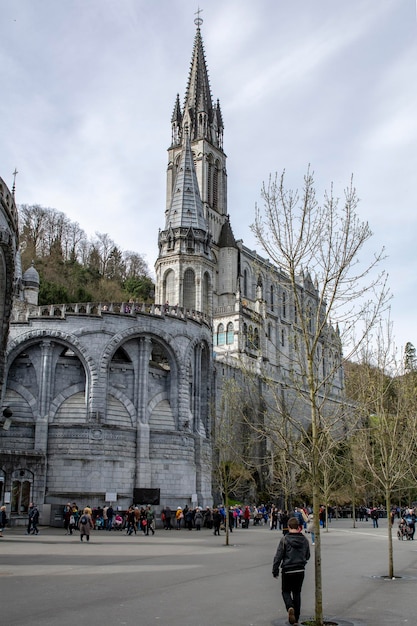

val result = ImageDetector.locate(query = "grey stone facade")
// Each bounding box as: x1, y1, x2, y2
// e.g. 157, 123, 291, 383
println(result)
2, 304, 212, 522
0, 20, 343, 524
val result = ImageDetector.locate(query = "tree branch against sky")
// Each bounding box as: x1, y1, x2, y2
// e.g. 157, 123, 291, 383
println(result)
252, 168, 391, 360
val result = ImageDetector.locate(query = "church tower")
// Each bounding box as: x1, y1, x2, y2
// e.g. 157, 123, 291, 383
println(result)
155, 15, 237, 315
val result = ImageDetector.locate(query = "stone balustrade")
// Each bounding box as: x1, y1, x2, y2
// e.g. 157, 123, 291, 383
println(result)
25, 301, 211, 328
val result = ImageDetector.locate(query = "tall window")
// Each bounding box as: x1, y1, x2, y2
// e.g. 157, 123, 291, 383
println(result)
217, 323, 225, 346
207, 155, 213, 206
213, 160, 219, 209
183, 268, 196, 310
164, 269, 175, 305
11, 469, 33, 514
282, 291, 286, 318
226, 322, 234, 344
243, 270, 248, 297
270, 285, 274, 311
202, 272, 210, 315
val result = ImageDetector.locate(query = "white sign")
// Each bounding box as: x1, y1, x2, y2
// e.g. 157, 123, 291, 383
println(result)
105, 492, 117, 502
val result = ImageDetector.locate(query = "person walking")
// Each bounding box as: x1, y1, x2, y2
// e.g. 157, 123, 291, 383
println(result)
79, 508, 93, 542
27, 503, 40, 535
212, 508, 222, 536
0, 505, 8, 537
272, 516, 310, 625
306, 512, 315, 546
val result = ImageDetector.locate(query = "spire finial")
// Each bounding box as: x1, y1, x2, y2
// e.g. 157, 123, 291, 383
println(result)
194, 7, 203, 28
12, 167, 18, 197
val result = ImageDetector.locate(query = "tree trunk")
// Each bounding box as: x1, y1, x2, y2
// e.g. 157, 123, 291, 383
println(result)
386, 488, 394, 578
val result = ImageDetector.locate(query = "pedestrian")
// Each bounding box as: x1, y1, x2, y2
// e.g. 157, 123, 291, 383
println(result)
175, 507, 183, 530
162, 506, 172, 530
194, 507, 203, 530
79, 508, 93, 541
281, 510, 290, 535
306, 512, 315, 546
370, 508, 379, 528
212, 508, 222, 536
63, 502, 72, 535
106, 505, 114, 530
243, 505, 251, 528
0, 505, 8, 537
27, 503, 40, 535
146, 506, 155, 535
272, 516, 310, 626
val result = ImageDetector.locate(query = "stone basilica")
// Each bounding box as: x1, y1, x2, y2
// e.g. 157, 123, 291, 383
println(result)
0, 21, 343, 524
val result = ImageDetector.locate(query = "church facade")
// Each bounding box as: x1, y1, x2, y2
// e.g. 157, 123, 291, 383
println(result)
0, 21, 343, 524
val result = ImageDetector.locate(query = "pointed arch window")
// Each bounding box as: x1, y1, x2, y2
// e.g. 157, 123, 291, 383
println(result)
226, 322, 234, 344
183, 268, 196, 310
202, 272, 210, 315
217, 323, 225, 346
11, 469, 33, 514
307, 304, 313, 333
207, 155, 213, 206
282, 291, 287, 318
186, 230, 194, 251
213, 160, 220, 210
164, 269, 175, 306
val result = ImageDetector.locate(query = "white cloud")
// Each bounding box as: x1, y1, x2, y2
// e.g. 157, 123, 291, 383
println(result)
0, 0, 415, 352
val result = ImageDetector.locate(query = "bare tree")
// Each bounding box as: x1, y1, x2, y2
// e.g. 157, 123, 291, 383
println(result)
212, 378, 255, 546
347, 323, 417, 578
251, 168, 390, 625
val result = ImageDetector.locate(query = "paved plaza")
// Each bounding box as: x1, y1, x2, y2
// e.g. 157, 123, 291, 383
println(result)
1, 517, 416, 626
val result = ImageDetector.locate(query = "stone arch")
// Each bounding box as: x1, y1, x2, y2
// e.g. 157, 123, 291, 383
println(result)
6, 329, 96, 393
162, 268, 176, 305
50, 382, 88, 423
100, 326, 184, 426
5, 380, 38, 419
107, 386, 136, 427
5, 331, 95, 424
148, 390, 176, 430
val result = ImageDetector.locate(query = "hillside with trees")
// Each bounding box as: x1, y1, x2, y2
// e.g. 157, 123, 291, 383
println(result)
18, 204, 154, 305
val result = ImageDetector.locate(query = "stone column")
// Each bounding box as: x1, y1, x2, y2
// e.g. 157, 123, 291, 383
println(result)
193, 343, 202, 432
35, 340, 53, 452
135, 337, 152, 487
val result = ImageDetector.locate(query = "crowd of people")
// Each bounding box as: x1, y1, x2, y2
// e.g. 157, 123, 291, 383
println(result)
1, 500, 414, 543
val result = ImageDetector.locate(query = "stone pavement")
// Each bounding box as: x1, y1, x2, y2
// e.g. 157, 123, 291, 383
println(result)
1, 517, 416, 626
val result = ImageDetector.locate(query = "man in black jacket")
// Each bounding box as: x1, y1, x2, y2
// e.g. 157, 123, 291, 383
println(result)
272, 516, 310, 625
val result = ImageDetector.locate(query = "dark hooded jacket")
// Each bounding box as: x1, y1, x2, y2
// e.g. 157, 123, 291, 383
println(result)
272, 531, 310, 576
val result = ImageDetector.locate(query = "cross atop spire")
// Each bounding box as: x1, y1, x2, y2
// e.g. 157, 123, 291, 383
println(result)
194, 7, 203, 28
12, 168, 18, 197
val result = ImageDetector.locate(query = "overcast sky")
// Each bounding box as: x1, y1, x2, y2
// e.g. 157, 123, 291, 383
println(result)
1, 0, 416, 354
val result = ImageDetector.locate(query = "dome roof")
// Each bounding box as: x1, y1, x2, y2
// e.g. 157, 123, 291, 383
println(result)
23, 262, 40, 286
